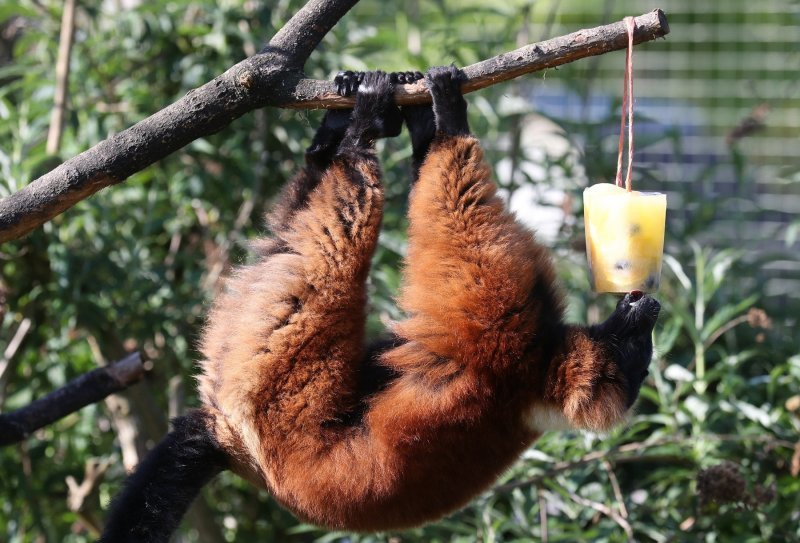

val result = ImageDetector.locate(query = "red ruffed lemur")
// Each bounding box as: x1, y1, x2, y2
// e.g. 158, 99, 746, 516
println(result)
100, 68, 659, 542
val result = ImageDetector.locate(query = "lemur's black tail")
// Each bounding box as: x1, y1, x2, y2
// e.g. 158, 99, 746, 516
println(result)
99, 410, 227, 543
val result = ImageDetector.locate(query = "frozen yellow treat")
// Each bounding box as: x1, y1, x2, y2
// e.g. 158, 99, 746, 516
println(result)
584, 183, 666, 293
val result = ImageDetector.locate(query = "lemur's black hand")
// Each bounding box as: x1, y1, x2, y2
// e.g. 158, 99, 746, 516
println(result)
425, 65, 470, 136
590, 291, 660, 407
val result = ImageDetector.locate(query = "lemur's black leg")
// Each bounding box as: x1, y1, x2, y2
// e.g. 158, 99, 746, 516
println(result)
265, 72, 366, 236
99, 411, 226, 543
426, 65, 470, 136
402, 105, 435, 184
339, 70, 403, 152
397, 71, 435, 183
400, 68, 469, 183
305, 71, 365, 168
304, 110, 351, 168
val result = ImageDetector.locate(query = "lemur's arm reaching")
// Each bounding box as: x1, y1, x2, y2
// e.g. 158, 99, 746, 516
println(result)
397, 66, 659, 435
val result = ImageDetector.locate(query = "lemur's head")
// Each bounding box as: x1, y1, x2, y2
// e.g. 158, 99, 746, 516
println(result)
602, 290, 660, 335
591, 291, 660, 407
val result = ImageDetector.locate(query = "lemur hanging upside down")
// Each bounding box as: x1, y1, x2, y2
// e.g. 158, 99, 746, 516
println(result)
100, 68, 660, 542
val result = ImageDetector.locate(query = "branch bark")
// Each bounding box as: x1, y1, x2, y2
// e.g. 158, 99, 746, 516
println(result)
0, 8, 669, 243
0, 0, 365, 244
0, 352, 146, 446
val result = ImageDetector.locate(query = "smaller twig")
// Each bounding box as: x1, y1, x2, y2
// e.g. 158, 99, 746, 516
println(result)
67, 457, 111, 511
163, 230, 183, 276
46, 0, 77, 153
495, 434, 795, 494
17, 440, 48, 535
566, 491, 634, 541
0, 352, 145, 446
538, 489, 549, 543
66, 457, 111, 537
0, 317, 33, 407
602, 459, 629, 519
683, 314, 748, 374
192, 200, 228, 293
168, 375, 184, 420
88, 335, 142, 470
0, 317, 32, 374
703, 315, 750, 351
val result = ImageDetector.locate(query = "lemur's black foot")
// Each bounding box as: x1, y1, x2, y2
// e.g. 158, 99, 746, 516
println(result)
335, 70, 365, 96
306, 109, 351, 163
334, 70, 422, 95
401, 104, 435, 183
305, 71, 369, 164
590, 291, 660, 407
391, 71, 424, 85
306, 112, 351, 171
425, 65, 470, 136
341, 71, 402, 149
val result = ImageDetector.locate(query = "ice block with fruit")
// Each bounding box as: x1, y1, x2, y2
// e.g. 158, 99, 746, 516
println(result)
584, 183, 666, 293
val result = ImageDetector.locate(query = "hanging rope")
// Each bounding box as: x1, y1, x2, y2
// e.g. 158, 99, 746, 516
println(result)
615, 16, 636, 192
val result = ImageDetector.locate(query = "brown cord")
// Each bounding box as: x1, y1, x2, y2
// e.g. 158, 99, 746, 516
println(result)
615, 17, 636, 192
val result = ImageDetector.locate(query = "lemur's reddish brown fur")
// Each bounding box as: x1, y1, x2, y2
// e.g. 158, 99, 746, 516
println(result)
198, 99, 641, 531
101, 70, 657, 540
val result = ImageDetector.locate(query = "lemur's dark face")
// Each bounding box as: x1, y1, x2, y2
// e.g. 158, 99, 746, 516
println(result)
603, 291, 661, 336
591, 291, 661, 407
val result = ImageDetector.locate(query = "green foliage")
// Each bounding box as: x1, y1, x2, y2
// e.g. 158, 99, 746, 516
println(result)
1, 1, 798, 542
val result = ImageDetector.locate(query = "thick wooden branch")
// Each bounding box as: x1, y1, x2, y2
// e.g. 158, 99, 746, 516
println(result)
0, 8, 668, 243
266, 0, 361, 64
0, 0, 364, 244
0, 352, 145, 446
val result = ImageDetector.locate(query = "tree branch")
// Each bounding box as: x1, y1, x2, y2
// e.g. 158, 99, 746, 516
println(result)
265, 0, 361, 64
0, 352, 145, 446
0, 8, 669, 243
292, 9, 669, 108
0, 0, 365, 244
566, 491, 634, 541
